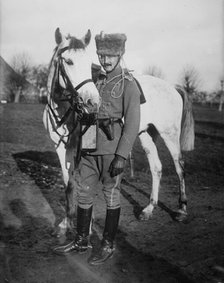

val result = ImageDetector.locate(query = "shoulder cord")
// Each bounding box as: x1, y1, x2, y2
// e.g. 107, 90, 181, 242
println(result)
101, 68, 125, 99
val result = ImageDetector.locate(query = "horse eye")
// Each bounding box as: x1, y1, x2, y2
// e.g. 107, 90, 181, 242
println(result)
65, 59, 74, 65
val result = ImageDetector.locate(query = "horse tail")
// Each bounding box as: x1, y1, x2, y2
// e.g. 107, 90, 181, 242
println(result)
176, 85, 195, 151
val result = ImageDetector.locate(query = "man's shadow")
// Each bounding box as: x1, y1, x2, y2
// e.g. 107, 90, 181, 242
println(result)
1, 199, 56, 249
0, 198, 58, 282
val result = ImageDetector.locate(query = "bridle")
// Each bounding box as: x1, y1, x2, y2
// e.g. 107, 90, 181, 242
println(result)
47, 46, 96, 147
49, 47, 93, 122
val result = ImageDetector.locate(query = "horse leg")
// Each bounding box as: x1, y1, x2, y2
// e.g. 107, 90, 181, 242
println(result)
56, 146, 94, 237
64, 176, 77, 230
55, 144, 76, 236
160, 131, 188, 222
138, 132, 162, 221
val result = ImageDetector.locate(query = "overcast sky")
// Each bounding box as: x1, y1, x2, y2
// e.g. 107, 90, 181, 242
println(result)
1, 0, 223, 91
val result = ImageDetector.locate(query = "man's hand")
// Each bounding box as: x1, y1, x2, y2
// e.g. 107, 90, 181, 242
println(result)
109, 155, 126, 177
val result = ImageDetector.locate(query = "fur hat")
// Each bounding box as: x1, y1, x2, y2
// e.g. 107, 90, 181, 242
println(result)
95, 32, 127, 56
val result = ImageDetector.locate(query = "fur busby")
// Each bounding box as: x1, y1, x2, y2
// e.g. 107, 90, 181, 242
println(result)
95, 32, 127, 56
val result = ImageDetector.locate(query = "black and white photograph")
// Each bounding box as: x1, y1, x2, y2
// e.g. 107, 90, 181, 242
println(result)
0, 0, 224, 282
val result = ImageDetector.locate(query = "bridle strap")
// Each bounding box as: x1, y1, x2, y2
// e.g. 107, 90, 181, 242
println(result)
59, 57, 93, 97
48, 102, 73, 128
74, 79, 93, 91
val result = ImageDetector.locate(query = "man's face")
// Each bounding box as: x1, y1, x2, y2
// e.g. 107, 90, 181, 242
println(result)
98, 54, 120, 73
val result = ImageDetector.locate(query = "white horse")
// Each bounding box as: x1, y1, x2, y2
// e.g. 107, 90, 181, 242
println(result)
43, 28, 100, 234
43, 28, 194, 235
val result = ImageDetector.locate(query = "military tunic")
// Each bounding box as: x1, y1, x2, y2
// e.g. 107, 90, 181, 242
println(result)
91, 66, 141, 159
77, 65, 141, 209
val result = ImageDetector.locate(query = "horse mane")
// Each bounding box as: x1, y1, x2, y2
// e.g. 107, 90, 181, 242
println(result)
69, 37, 85, 50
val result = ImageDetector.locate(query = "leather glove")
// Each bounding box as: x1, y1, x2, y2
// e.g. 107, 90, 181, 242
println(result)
109, 155, 126, 177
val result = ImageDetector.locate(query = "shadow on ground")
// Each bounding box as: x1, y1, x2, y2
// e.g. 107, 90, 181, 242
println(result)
1, 198, 195, 283
0, 150, 198, 282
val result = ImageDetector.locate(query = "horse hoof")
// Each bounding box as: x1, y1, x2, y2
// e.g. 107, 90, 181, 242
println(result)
51, 227, 67, 238
138, 212, 151, 221
174, 212, 188, 222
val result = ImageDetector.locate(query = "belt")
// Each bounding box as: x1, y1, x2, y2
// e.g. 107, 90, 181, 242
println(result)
98, 118, 123, 127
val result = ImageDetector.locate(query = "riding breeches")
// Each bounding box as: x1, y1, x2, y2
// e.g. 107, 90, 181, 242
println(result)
76, 154, 122, 210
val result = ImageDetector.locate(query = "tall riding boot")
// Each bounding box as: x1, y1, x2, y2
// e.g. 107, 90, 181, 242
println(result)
53, 206, 92, 255
88, 207, 120, 265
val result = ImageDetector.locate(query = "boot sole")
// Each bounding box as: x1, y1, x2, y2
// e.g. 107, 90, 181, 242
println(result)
53, 249, 88, 255
53, 246, 88, 255
88, 252, 114, 265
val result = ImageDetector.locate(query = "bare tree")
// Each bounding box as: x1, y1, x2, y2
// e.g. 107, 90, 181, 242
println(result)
30, 64, 49, 103
218, 79, 224, 111
143, 65, 165, 79
179, 65, 201, 100
31, 64, 48, 89
11, 52, 32, 80
10, 52, 33, 102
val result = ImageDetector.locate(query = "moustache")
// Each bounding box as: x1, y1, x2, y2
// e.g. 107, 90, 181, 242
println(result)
103, 63, 112, 67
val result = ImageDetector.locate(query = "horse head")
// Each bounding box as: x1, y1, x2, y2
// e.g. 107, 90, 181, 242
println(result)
48, 28, 100, 113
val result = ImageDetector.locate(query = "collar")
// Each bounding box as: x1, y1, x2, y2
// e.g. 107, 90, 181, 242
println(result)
106, 66, 123, 81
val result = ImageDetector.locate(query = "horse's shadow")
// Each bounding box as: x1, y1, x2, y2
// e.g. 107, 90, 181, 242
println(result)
0, 198, 56, 249
13, 150, 60, 168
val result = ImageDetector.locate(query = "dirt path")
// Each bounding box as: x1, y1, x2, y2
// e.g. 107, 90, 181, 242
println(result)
0, 103, 224, 283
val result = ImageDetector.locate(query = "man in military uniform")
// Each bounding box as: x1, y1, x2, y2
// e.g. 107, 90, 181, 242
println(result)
54, 32, 141, 265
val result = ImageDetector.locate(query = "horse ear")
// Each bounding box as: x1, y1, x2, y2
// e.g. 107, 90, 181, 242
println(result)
83, 29, 91, 47
55, 27, 62, 45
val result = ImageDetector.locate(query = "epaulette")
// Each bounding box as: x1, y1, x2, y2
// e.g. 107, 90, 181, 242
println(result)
123, 69, 134, 81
